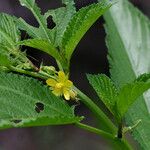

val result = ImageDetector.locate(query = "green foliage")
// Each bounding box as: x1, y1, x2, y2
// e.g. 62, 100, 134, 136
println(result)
117, 81, 150, 119
62, 0, 74, 5
17, 0, 76, 46
44, 1, 76, 47
0, 73, 82, 129
87, 74, 150, 122
87, 74, 118, 115
62, 1, 112, 61
0, 51, 10, 66
136, 73, 150, 82
0, 13, 20, 50
0, 13, 28, 67
18, 39, 61, 61
18, 0, 53, 42
1, 0, 150, 149
16, 0, 111, 71
104, 0, 150, 148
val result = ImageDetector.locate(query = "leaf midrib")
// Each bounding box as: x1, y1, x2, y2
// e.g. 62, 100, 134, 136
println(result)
30, 6, 52, 44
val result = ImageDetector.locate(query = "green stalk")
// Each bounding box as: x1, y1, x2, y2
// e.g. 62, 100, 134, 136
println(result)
75, 122, 133, 150
9, 65, 116, 133
75, 122, 114, 139
9, 66, 49, 80
74, 86, 116, 134
56, 59, 64, 71
8, 65, 133, 149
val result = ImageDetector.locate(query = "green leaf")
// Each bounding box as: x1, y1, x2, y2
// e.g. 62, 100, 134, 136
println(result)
87, 73, 150, 122
0, 73, 82, 129
104, 0, 150, 148
62, 0, 74, 5
17, 18, 45, 39
117, 81, 150, 119
44, 1, 76, 47
18, 39, 62, 61
0, 13, 20, 51
0, 52, 10, 66
136, 73, 150, 82
18, 0, 52, 43
0, 13, 24, 67
87, 74, 118, 115
62, 0, 112, 61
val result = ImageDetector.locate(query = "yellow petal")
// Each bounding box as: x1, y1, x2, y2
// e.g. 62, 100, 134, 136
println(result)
52, 88, 62, 96
65, 80, 73, 88
58, 71, 67, 82
63, 89, 70, 100
46, 79, 57, 87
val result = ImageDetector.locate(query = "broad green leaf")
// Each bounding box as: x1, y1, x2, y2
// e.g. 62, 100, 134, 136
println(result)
104, 0, 150, 148
117, 81, 150, 119
18, 0, 52, 43
62, 0, 112, 61
0, 73, 82, 129
44, 1, 76, 47
0, 13, 20, 51
87, 74, 118, 115
18, 39, 62, 61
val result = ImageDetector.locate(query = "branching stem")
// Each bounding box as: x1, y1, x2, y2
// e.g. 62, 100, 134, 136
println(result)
8, 66, 133, 150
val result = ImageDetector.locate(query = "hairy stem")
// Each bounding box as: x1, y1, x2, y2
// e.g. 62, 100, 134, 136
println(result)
74, 86, 116, 134
9, 66, 50, 80
56, 59, 64, 71
75, 122, 114, 139
9, 66, 116, 133
8, 66, 133, 149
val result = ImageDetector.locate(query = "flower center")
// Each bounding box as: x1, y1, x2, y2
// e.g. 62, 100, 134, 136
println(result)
55, 83, 64, 89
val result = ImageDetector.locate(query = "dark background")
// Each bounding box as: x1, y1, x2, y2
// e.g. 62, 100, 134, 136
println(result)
0, 0, 149, 150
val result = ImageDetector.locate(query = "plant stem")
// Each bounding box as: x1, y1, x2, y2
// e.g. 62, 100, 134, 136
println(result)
75, 122, 133, 150
9, 66, 49, 80
75, 122, 114, 139
56, 59, 64, 71
9, 66, 116, 134
8, 65, 133, 149
74, 86, 116, 134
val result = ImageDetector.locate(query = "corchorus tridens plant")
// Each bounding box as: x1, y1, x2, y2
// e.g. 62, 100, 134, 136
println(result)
0, 0, 150, 149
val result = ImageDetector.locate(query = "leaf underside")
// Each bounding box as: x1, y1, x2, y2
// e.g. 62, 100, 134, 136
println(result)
0, 73, 82, 130
104, 0, 150, 149
18, 39, 61, 61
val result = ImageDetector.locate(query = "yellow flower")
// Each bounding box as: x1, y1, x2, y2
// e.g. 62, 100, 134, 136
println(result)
46, 71, 77, 100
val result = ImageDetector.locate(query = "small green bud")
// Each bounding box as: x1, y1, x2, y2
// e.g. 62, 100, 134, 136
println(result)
0, 66, 10, 72
40, 66, 56, 74
16, 62, 33, 70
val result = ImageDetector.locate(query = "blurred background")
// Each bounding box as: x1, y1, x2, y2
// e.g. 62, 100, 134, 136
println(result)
0, 0, 149, 150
